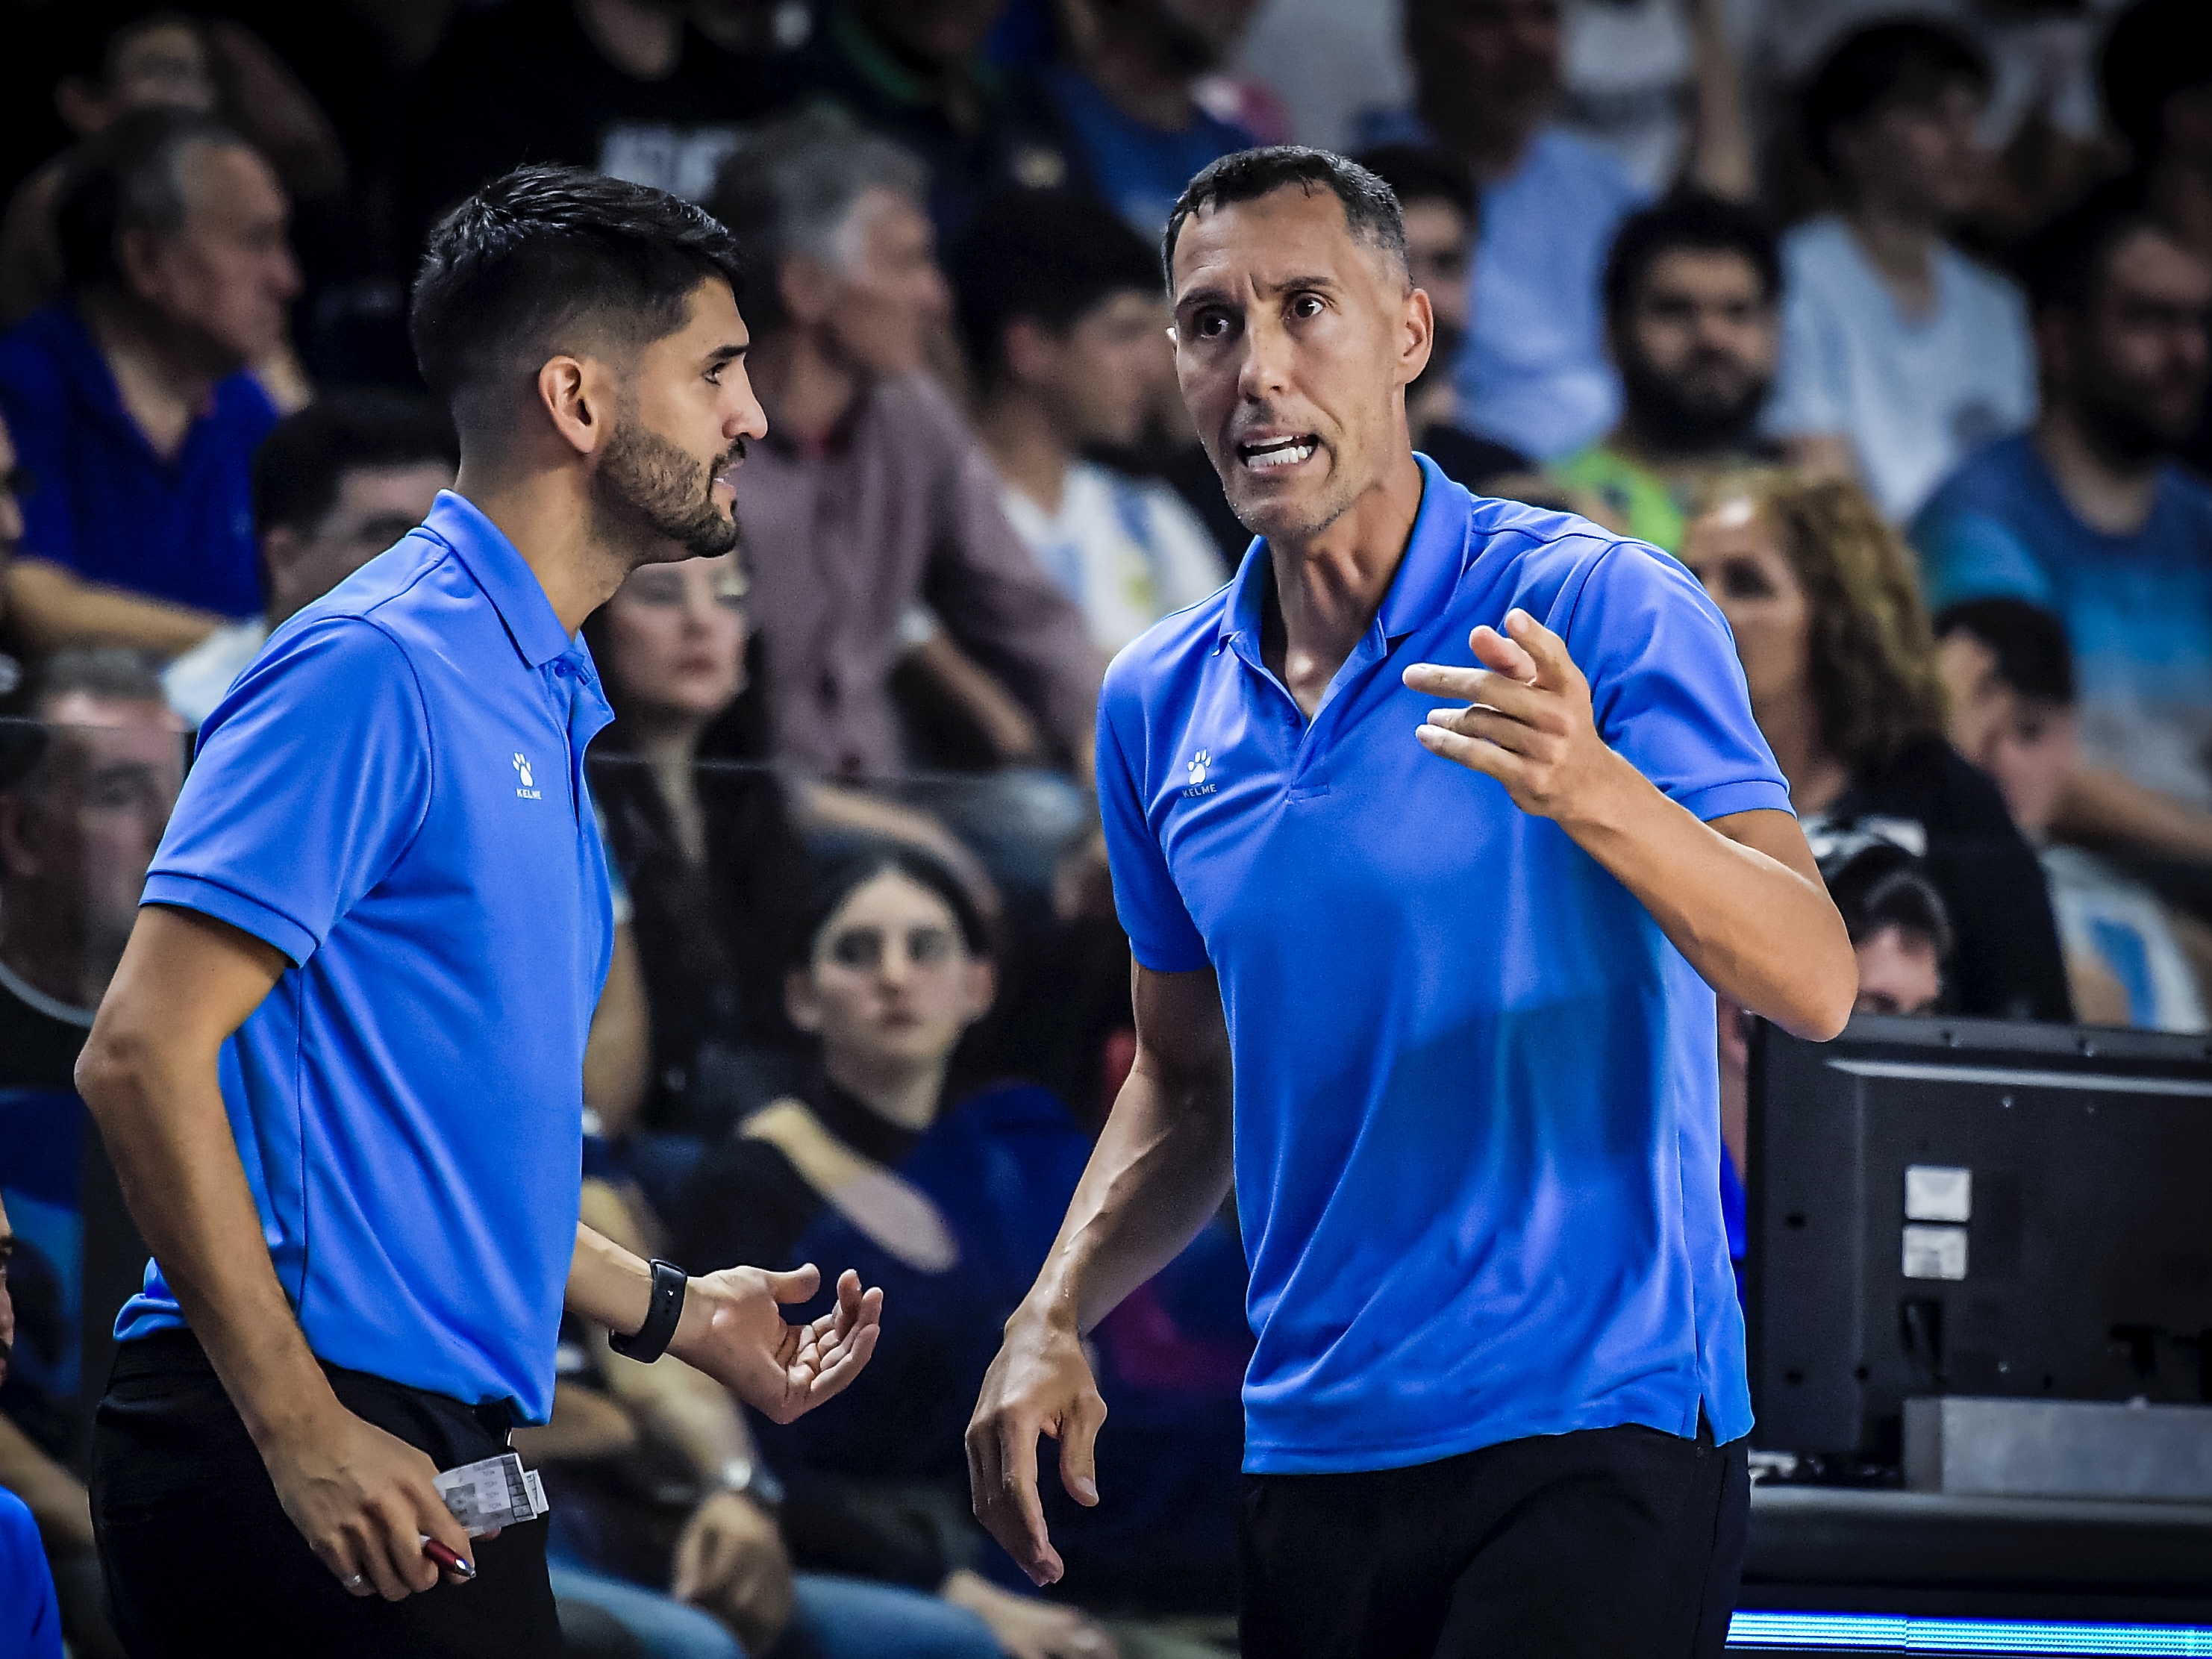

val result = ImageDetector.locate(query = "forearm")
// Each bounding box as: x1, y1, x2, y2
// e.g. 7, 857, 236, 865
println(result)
2055, 766, 2212, 865
1563, 757, 1855, 1038
6, 558, 225, 657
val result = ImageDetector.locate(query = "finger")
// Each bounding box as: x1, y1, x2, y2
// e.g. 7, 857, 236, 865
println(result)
763, 1263, 822, 1305
369, 1490, 440, 1598
1469, 622, 1541, 684
800, 1319, 880, 1407
414, 1485, 475, 1583
349, 1512, 415, 1602
1416, 721, 1527, 783
1425, 707, 1549, 756
315, 1537, 378, 1599
992, 1417, 1063, 1585
672, 1521, 707, 1603
1057, 1391, 1105, 1507
1502, 608, 1578, 691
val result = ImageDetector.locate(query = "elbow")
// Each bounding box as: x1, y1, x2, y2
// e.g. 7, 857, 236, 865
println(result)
74, 1019, 153, 1122
1782, 941, 1859, 1043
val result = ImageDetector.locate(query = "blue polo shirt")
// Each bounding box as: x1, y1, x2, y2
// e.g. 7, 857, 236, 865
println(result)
116, 492, 615, 1422
0, 302, 275, 617
1097, 457, 1788, 1473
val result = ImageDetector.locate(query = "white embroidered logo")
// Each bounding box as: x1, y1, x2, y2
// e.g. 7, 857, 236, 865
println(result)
1183, 749, 1216, 799
513, 753, 542, 800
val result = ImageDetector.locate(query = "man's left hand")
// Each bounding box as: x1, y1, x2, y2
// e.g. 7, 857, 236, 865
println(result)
1403, 608, 1630, 825
669, 1264, 884, 1425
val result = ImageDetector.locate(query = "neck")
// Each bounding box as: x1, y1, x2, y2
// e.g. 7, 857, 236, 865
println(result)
451, 457, 634, 636
1084, 28, 1199, 131
634, 710, 708, 862
1422, 99, 1535, 185
825, 1049, 946, 1132
2034, 400, 2162, 537
79, 290, 225, 460
749, 328, 863, 450
1608, 415, 1743, 473
1754, 684, 1849, 814
575, 0, 684, 78
1843, 202, 1940, 316
975, 386, 1073, 513
1263, 446, 1428, 713
0, 911, 97, 1014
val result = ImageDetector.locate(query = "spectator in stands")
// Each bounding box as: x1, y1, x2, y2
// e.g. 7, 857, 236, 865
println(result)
163, 391, 457, 725
1352, 143, 1539, 495
1763, 20, 2034, 522
0, 649, 179, 1659
1552, 193, 1781, 554
0, 109, 298, 659
1816, 838, 1956, 1018
674, 847, 1231, 1659
1680, 472, 2071, 1022
1367, 0, 1649, 461
1914, 185, 2212, 869
1045, 0, 1258, 237
395, 0, 799, 251
796, 0, 1077, 240
707, 116, 1105, 783
1, 1196, 67, 1659
952, 187, 1226, 655
1938, 598, 2209, 1034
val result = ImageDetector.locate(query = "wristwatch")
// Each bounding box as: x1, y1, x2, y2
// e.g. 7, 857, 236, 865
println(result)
716, 1455, 787, 1510
609, 1258, 687, 1362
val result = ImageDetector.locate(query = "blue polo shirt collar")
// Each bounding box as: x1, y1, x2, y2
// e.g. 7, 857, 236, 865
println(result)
418, 491, 578, 670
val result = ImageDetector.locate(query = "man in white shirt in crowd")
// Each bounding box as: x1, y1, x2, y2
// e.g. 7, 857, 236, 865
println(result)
950, 187, 1226, 657
163, 393, 457, 725
1764, 19, 2034, 521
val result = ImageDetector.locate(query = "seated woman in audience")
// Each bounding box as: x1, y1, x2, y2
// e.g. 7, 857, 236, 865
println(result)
1680, 471, 2071, 1023
584, 554, 999, 1167
673, 849, 1243, 1658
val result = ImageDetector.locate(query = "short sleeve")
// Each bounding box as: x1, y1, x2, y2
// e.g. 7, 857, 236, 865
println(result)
1096, 683, 1209, 973
1910, 507, 2053, 613
143, 617, 432, 965
1566, 544, 1794, 824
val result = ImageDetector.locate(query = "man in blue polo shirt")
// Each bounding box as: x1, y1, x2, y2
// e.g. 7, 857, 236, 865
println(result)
968, 148, 1855, 1658
73, 167, 883, 1656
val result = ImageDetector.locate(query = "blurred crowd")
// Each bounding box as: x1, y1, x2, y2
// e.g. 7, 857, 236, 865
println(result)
1, 0, 2209, 1655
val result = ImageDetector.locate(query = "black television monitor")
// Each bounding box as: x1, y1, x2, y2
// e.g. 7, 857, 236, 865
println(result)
1746, 1014, 2212, 1462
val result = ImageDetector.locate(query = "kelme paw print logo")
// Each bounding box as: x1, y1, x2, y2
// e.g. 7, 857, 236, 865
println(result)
1188, 750, 1210, 785
513, 753, 534, 788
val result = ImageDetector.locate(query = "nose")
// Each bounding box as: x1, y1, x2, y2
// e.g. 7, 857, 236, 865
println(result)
1237, 307, 1293, 404
725, 361, 769, 443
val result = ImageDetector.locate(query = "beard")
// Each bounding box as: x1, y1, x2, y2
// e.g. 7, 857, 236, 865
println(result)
595, 417, 742, 560
1619, 352, 1770, 456
2075, 373, 2205, 467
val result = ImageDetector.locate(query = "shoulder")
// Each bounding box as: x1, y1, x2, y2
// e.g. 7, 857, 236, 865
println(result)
1940, 242, 2029, 319
2164, 461, 2212, 518
1778, 215, 1852, 281
870, 372, 969, 450
1528, 126, 1642, 207
1863, 736, 2017, 835
1100, 572, 1237, 722
213, 369, 281, 436
0, 304, 74, 397
1919, 434, 2036, 515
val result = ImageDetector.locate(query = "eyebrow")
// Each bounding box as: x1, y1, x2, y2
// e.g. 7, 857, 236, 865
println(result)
704, 342, 749, 368
1173, 272, 1345, 315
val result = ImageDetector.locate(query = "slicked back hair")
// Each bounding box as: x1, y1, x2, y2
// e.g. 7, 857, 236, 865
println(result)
54, 105, 252, 292
1161, 146, 1406, 289
409, 165, 746, 437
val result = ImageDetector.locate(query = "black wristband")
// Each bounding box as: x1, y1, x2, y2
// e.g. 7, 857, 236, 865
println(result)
609, 1258, 687, 1362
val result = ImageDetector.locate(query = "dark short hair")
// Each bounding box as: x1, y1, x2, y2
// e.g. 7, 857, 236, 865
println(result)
793, 845, 993, 969
1819, 839, 1956, 965
1162, 146, 1405, 287
2011, 175, 2174, 317
1602, 192, 1780, 328
949, 188, 1162, 388
1934, 597, 2075, 706
1802, 19, 1992, 181
1351, 143, 1478, 237
53, 105, 253, 291
252, 391, 457, 540
409, 165, 746, 431
0, 648, 170, 793
2099, 0, 2212, 164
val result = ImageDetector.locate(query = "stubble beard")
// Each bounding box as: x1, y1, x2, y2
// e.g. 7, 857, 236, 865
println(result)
595, 416, 741, 563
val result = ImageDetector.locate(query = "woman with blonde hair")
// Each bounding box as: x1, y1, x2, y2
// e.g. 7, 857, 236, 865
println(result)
1680, 469, 2070, 1024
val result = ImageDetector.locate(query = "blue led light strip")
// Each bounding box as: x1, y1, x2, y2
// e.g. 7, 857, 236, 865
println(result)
1728, 1612, 2212, 1654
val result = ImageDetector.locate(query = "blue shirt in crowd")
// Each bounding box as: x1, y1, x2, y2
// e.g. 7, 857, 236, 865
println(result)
0, 1488, 63, 1659
1045, 67, 1254, 237
1913, 434, 2212, 807
0, 302, 275, 618
1096, 456, 1787, 1473
117, 492, 615, 1422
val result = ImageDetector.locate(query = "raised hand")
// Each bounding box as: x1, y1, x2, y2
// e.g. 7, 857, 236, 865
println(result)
1402, 607, 1631, 824
966, 1306, 1107, 1587
672, 1265, 884, 1425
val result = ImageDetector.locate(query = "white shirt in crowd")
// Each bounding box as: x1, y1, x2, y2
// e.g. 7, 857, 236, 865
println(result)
163, 617, 271, 727
2040, 844, 2209, 1035
999, 463, 1229, 657
1764, 214, 2036, 522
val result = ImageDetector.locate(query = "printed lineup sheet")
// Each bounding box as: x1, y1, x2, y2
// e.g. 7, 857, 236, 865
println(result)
434, 1452, 549, 1537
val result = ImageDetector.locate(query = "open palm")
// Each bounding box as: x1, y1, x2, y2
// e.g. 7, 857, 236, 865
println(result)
681, 1264, 884, 1424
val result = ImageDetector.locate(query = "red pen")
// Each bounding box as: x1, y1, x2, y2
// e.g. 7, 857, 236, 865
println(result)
421, 1536, 476, 1581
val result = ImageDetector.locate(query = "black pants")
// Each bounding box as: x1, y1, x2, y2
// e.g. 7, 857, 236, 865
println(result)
1239, 1418, 1749, 1659
91, 1329, 563, 1659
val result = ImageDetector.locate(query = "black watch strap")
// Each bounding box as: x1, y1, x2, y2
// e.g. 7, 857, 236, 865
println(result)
609, 1258, 687, 1362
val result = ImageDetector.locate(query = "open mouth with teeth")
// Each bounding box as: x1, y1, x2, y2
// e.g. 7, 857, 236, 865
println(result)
1237, 434, 1319, 472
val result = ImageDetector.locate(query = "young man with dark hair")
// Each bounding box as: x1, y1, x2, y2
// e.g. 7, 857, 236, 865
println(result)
1914, 184, 2212, 866
1937, 597, 2209, 1032
74, 165, 882, 1655
968, 144, 1854, 1659
163, 391, 460, 723
952, 187, 1226, 654
1765, 20, 2034, 521
1552, 193, 1781, 553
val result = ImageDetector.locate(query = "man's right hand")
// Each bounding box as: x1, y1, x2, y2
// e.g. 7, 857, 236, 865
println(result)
262, 1405, 475, 1599
966, 1306, 1107, 1587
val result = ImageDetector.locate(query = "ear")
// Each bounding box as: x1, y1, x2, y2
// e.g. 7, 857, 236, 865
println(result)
960, 957, 997, 1026
1396, 284, 1434, 390
260, 525, 305, 584
0, 795, 44, 882
114, 226, 167, 304
536, 355, 613, 460
778, 254, 839, 329
1001, 316, 1058, 386
53, 77, 107, 136
784, 966, 823, 1034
